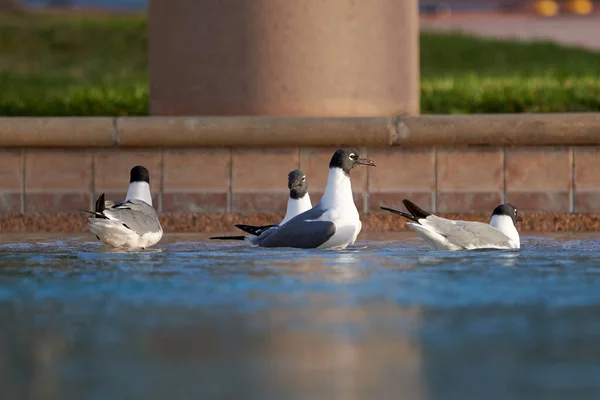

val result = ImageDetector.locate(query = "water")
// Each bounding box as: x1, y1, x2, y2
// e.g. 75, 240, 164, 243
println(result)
25, 0, 147, 11
24, 0, 510, 13
1, 232, 600, 400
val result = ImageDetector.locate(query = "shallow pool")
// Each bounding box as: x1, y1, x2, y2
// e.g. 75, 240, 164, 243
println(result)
1, 232, 600, 399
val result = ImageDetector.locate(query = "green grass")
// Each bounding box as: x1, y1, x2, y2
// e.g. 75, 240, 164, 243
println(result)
0, 12, 599, 115
420, 32, 600, 113
0, 12, 147, 116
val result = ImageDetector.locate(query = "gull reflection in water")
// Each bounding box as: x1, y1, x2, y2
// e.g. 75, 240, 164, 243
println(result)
495, 250, 521, 268
327, 251, 366, 283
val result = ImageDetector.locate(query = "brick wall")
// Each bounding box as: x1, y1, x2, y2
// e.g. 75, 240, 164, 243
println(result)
1, 146, 597, 216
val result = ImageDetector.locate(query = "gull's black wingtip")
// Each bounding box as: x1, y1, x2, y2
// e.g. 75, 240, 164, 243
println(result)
235, 224, 278, 236
80, 209, 106, 219
380, 206, 419, 222
402, 199, 432, 219
210, 236, 246, 241
88, 193, 108, 219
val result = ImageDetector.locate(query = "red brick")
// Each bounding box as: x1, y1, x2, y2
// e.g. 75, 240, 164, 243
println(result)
575, 192, 600, 213
506, 192, 569, 212
164, 149, 231, 191
26, 150, 92, 191
232, 148, 299, 191
506, 148, 571, 192
437, 148, 503, 191
0, 150, 23, 191
0, 193, 22, 214
574, 147, 600, 191
232, 192, 289, 213
369, 192, 433, 213
26, 193, 90, 213
368, 148, 434, 191
163, 192, 228, 213
437, 192, 502, 213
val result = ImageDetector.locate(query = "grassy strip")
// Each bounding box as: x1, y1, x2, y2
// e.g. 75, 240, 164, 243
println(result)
0, 13, 598, 115
0, 12, 148, 115
420, 32, 600, 113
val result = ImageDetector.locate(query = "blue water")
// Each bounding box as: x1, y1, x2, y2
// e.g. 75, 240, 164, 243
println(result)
1, 233, 600, 399
23, 0, 510, 13
26, 0, 147, 11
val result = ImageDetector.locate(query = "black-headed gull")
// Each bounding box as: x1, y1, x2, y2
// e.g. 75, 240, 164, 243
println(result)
242, 148, 375, 249
233, 169, 313, 237
381, 199, 522, 251
84, 165, 162, 250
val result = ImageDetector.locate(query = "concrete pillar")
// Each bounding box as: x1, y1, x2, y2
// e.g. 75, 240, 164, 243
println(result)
149, 0, 420, 116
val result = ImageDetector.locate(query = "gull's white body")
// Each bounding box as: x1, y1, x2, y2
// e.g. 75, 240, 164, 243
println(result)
280, 194, 312, 225
314, 168, 362, 250
89, 220, 163, 249
408, 213, 520, 251
89, 181, 163, 250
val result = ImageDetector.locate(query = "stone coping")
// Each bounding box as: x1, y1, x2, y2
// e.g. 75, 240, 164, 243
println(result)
1, 113, 600, 148
3, 212, 600, 233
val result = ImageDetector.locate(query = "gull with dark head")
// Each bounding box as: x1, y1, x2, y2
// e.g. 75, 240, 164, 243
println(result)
240, 148, 376, 249
84, 165, 163, 250
381, 199, 522, 251
280, 169, 312, 225
211, 169, 313, 240
234, 169, 313, 237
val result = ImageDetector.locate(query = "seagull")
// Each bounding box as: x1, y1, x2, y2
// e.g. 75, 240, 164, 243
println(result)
234, 148, 376, 249
83, 165, 163, 250
381, 199, 522, 251
211, 169, 313, 240
233, 169, 313, 236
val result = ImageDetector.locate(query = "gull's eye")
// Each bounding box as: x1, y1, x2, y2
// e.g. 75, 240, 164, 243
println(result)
514, 209, 517, 215
302, 177, 306, 181
349, 154, 356, 160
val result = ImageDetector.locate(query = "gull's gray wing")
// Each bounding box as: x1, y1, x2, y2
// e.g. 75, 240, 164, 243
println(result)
421, 216, 511, 249
257, 206, 335, 249
104, 199, 161, 235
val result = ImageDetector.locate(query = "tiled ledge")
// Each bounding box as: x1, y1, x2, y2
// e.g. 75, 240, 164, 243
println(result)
0, 146, 598, 215
1, 113, 600, 147
1, 114, 600, 219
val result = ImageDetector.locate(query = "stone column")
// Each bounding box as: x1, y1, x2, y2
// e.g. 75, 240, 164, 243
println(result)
149, 0, 419, 116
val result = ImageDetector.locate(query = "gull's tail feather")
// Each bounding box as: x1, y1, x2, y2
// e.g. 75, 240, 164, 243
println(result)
210, 235, 246, 241
402, 199, 431, 219
81, 193, 108, 219
235, 224, 278, 236
380, 206, 419, 223
95, 193, 106, 216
